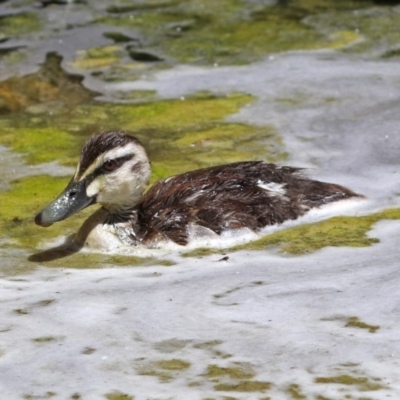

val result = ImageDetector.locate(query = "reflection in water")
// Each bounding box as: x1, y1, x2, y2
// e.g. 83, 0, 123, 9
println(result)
28, 235, 82, 262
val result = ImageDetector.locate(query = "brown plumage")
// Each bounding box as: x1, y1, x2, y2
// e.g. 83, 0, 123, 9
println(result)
124, 162, 360, 246
35, 131, 362, 249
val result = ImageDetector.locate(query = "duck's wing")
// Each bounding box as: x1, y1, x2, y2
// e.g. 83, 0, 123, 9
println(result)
136, 162, 360, 245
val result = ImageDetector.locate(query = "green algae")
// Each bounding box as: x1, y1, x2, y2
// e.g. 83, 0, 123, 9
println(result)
0, 127, 78, 166
156, 359, 191, 370
184, 208, 400, 257
70, 45, 125, 70
287, 383, 306, 399
345, 316, 380, 333
306, 7, 400, 58
137, 358, 190, 382
205, 364, 255, 380
0, 175, 82, 248
97, 0, 372, 67
0, 13, 41, 37
231, 214, 380, 254
214, 380, 271, 392
1, 89, 279, 176
105, 393, 134, 400
203, 362, 270, 394
315, 374, 384, 391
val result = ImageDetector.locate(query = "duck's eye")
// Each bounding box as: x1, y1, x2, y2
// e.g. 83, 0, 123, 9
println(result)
102, 160, 118, 172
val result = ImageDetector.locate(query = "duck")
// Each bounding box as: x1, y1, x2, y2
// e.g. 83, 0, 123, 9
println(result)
34, 130, 361, 251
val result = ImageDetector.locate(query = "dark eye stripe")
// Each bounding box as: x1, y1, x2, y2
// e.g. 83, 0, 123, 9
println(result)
79, 131, 142, 176
95, 153, 135, 176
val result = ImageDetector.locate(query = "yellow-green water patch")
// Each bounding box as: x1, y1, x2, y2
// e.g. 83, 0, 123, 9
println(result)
1, 49, 27, 65
205, 364, 255, 380
156, 359, 191, 370
1, 88, 283, 183
0, 175, 83, 249
345, 316, 380, 333
315, 374, 384, 391
30, 251, 176, 269
110, 92, 254, 131
136, 358, 190, 382
306, 6, 400, 57
36, 92, 280, 180
231, 214, 381, 254
70, 45, 125, 70
183, 208, 400, 256
203, 362, 270, 394
98, 0, 371, 66
0, 13, 41, 37
0, 126, 78, 166
287, 383, 306, 399
173, 124, 283, 166
105, 393, 134, 400
214, 380, 271, 392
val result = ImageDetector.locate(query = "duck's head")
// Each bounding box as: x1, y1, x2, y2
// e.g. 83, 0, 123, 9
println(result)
35, 131, 151, 227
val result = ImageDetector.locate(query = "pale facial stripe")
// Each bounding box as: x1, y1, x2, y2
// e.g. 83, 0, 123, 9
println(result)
79, 143, 138, 181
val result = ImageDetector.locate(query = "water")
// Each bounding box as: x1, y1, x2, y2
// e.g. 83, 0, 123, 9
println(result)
1, 1, 400, 398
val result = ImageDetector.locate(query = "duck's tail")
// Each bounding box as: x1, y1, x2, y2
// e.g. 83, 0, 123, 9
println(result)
296, 179, 363, 209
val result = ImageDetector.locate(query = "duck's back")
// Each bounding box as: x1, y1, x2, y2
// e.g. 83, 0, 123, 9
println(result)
134, 162, 360, 245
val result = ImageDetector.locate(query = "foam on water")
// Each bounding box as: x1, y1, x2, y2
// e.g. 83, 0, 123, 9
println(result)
1, 220, 400, 398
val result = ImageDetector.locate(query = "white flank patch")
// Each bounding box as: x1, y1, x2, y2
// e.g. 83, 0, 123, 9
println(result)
257, 180, 287, 196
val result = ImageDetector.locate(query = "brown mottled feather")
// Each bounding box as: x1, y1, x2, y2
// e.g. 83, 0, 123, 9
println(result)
128, 162, 360, 246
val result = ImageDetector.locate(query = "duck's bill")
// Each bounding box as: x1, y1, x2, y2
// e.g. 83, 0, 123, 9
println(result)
35, 178, 95, 227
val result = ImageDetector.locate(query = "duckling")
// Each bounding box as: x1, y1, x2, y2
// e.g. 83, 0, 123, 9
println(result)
35, 130, 361, 250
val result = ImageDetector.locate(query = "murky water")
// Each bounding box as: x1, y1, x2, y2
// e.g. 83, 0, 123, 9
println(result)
1, 0, 400, 398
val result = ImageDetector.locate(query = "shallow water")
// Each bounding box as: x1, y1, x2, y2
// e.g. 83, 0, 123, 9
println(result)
1, 0, 400, 399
